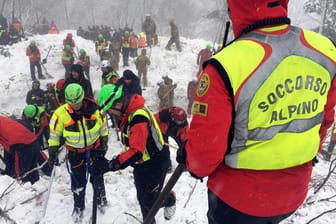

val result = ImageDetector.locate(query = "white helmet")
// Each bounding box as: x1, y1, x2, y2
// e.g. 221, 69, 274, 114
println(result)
101, 60, 111, 68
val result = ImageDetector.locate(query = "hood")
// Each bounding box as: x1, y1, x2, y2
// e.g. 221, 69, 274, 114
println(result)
124, 94, 145, 114
227, 0, 289, 37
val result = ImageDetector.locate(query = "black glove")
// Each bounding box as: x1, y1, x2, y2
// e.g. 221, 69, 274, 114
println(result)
48, 146, 59, 166
90, 156, 121, 176
312, 156, 319, 166
90, 156, 110, 176
100, 136, 108, 152
176, 142, 186, 164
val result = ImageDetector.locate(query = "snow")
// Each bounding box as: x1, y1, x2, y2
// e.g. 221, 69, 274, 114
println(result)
0, 27, 336, 224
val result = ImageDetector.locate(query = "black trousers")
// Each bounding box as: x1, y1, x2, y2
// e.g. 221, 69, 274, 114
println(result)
133, 148, 175, 223
67, 148, 106, 210
30, 61, 43, 80
207, 190, 294, 224
4, 143, 40, 184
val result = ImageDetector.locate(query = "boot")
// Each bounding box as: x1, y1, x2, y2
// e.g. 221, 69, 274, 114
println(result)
163, 191, 176, 220
72, 207, 84, 223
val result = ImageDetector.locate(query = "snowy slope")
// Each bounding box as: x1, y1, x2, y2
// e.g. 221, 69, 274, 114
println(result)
0, 29, 335, 224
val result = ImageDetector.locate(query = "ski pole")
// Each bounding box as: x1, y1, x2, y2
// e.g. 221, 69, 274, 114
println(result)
143, 163, 186, 224
42, 166, 56, 218
92, 175, 98, 224
222, 21, 230, 49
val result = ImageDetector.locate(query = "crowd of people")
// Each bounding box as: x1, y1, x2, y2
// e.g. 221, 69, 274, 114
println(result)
1, 1, 336, 224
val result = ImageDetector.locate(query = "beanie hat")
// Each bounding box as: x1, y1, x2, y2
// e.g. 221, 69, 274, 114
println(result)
123, 69, 135, 80
71, 64, 83, 74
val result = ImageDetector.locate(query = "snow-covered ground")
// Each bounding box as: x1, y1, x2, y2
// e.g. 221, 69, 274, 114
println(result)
0, 27, 335, 224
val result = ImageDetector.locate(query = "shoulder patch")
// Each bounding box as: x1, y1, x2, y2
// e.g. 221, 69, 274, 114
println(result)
192, 101, 208, 117
197, 73, 210, 97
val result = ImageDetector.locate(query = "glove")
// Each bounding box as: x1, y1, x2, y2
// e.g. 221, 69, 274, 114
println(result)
90, 156, 110, 176
100, 136, 108, 152
90, 156, 121, 176
312, 156, 319, 166
176, 142, 186, 164
48, 146, 59, 166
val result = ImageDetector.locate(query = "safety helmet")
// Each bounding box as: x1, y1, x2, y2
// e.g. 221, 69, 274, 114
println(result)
30, 40, 36, 46
124, 31, 129, 35
64, 44, 71, 51
64, 83, 84, 105
206, 43, 212, 49
98, 84, 123, 112
79, 49, 86, 55
66, 32, 72, 38
56, 78, 65, 90
23, 104, 38, 119
171, 107, 187, 125
98, 33, 104, 39
101, 60, 111, 69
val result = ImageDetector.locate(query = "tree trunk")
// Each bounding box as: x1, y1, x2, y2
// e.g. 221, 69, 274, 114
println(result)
319, 0, 329, 34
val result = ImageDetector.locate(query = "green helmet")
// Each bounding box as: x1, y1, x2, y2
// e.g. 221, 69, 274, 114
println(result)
65, 83, 84, 105
79, 49, 86, 55
30, 40, 36, 46
98, 33, 104, 39
206, 43, 212, 49
98, 84, 123, 112
23, 104, 38, 119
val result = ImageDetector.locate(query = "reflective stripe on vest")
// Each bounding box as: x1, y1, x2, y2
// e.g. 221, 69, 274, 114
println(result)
124, 106, 164, 163
48, 104, 108, 149
212, 26, 336, 170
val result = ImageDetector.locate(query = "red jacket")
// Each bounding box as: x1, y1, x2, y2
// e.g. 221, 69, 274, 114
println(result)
0, 115, 37, 152
117, 94, 148, 165
26, 46, 41, 62
186, 64, 336, 217
197, 48, 212, 66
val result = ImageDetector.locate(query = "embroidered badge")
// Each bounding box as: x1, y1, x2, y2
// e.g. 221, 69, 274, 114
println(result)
197, 73, 210, 97
192, 101, 208, 117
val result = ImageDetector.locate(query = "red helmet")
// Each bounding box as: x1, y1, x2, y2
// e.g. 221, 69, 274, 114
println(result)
171, 107, 187, 125
66, 32, 72, 38
56, 78, 65, 90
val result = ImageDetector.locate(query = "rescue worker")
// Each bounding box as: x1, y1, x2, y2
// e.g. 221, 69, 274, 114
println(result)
177, 1, 336, 224
186, 79, 198, 116
48, 83, 109, 219
155, 106, 189, 173
45, 82, 60, 116
77, 48, 91, 81
61, 63, 94, 100
135, 49, 151, 87
55, 78, 66, 105
165, 20, 181, 52
26, 80, 46, 108
196, 43, 213, 77
91, 84, 176, 223
122, 31, 131, 67
63, 32, 76, 48
61, 44, 75, 79
157, 76, 176, 110
142, 14, 158, 46
26, 40, 45, 80
101, 60, 119, 86
129, 31, 139, 57
138, 32, 147, 48
22, 105, 52, 176
116, 69, 142, 96
0, 115, 40, 184
109, 32, 122, 71
95, 33, 108, 60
